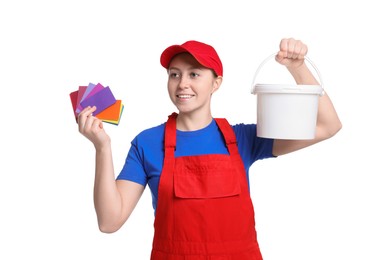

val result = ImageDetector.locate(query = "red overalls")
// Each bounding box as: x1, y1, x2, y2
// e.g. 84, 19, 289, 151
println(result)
151, 113, 263, 260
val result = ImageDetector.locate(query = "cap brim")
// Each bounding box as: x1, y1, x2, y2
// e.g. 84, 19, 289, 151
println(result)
160, 45, 189, 69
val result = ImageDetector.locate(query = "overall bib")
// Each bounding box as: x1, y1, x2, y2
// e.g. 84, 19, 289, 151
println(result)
151, 113, 263, 260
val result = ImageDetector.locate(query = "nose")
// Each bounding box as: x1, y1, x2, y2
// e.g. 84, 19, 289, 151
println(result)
178, 76, 190, 89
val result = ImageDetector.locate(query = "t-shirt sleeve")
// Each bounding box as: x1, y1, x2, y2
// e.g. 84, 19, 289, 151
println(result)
233, 123, 276, 165
116, 139, 148, 186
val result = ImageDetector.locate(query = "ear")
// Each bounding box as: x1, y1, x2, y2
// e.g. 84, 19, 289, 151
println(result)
211, 76, 223, 94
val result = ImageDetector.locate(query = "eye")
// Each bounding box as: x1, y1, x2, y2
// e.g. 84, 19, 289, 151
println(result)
169, 71, 180, 79
190, 72, 200, 78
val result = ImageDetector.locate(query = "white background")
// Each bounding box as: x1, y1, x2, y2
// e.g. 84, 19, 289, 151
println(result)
1, 0, 389, 259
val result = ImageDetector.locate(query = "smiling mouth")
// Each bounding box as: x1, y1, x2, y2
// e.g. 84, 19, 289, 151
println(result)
177, 94, 194, 99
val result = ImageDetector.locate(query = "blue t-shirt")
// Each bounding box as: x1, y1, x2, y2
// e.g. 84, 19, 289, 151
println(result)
116, 119, 275, 211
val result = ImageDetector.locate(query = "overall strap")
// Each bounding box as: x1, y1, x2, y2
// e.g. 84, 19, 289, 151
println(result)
164, 112, 177, 157
214, 118, 239, 156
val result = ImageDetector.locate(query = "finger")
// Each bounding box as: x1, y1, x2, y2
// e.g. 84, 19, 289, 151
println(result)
91, 116, 104, 132
83, 113, 93, 130
298, 44, 308, 59
78, 108, 88, 132
275, 50, 285, 63
286, 38, 297, 59
78, 107, 90, 132
279, 38, 289, 57
292, 42, 302, 59
83, 110, 98, 132
78, 106, 97, 132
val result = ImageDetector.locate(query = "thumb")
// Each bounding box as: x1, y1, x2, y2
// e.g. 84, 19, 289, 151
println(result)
275, 51, 288, 65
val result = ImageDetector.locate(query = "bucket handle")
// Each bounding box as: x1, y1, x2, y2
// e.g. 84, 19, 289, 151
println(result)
250, 52, 325, 96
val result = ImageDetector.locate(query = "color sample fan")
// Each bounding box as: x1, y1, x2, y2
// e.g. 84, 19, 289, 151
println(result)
69, 82, 124, 125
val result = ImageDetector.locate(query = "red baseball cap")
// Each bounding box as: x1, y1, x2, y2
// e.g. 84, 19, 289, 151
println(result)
160, 40, 223, 76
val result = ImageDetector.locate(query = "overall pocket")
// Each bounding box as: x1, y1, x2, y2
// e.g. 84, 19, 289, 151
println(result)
174, 154, 241, 199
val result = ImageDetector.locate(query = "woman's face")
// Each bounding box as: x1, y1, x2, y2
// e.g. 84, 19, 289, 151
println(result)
167, 53, 221, 115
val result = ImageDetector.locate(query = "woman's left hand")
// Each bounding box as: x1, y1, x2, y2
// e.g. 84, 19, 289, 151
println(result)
275, 38, 308, 69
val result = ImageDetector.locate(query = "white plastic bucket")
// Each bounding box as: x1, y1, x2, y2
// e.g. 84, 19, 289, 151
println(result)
251, 53, 324, 140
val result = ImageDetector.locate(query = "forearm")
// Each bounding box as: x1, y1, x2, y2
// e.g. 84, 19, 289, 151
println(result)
287, 62, 319, 85
93, 144, 123, 232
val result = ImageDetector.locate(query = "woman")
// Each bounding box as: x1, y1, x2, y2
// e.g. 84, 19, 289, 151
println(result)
77, 38, 342, 259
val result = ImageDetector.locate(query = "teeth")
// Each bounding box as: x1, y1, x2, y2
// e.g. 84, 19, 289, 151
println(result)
177, 95, 193, 98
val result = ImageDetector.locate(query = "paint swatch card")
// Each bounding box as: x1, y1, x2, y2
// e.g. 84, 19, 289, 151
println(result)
69, 82, 124, 125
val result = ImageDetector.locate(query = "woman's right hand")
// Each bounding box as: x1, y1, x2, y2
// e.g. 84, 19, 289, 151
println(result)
78, 106, 111, 149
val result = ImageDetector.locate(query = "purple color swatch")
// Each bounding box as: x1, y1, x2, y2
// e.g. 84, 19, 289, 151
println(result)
80, 86, 116, 115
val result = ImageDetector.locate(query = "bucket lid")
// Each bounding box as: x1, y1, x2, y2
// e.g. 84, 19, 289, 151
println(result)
254, 84, 323, 95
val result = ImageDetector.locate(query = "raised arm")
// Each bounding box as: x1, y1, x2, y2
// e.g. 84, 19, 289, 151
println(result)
78, 106, 145, 233
272, 38, 342, 156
